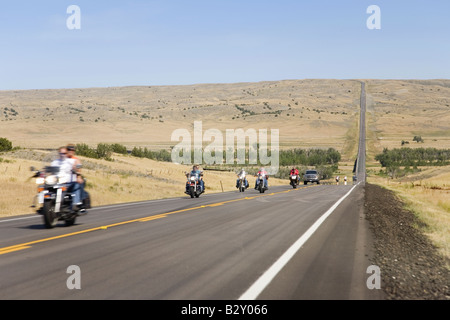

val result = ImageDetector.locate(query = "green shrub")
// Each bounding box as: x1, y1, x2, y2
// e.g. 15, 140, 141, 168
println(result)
76, 143, 98, 159
110, 143, 128, 155
0, 137, 13, 152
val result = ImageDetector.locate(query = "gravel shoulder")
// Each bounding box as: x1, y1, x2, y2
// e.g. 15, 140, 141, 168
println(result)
364, 183, 450, 300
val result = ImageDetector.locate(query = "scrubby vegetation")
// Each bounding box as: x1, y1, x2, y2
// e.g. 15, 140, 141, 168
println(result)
0, 137, 13, 152
375, 147, 450, 167
374, 147, 450, 178
131, 147, 172, 162
279, 148, 341, 166
75, 143, 129, 161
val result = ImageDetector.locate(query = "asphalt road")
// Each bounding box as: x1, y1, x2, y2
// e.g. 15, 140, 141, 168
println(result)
0, 183, 381, 300
357, 81, 367, 182
0, 82, 383, 300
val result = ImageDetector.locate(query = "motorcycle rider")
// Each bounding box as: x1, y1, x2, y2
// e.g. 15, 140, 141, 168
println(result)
67, 144, 87, 212
235, 168, 249, 189
289, 166, 299, 185
51, 146, 82, 212
185, 164, 205, 194
254, 167, 269, 190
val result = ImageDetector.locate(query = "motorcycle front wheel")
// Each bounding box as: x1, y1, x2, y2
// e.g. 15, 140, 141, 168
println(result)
259, 182, 265, 193
43, 200, 58, 229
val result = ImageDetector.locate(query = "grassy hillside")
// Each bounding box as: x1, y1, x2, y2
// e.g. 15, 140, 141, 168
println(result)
0, 79, 362, 160
365, 79, 450, 162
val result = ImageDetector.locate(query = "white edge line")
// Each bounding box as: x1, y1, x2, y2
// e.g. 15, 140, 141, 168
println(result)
239, 182, 361, 300
0, 216, 38, 223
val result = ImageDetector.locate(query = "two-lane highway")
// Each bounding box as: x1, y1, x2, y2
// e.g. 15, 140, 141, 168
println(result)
0, 182, 381, 300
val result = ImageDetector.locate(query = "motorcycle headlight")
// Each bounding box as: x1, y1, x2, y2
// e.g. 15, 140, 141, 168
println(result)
239, 174, 245, 179
36, 177, 45, 185
45, 175, 58, 185
190, 176, 196, 181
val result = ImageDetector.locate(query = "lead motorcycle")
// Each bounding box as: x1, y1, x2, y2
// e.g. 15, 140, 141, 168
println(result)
30, 165, 91, 228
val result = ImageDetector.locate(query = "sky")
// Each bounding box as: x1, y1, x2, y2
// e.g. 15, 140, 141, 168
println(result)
0, 0, 449, 90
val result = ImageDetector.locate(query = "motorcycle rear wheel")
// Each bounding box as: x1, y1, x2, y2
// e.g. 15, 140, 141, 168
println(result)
65, 215, 77, 227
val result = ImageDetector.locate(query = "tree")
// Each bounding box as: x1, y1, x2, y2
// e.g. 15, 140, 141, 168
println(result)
413, 135, 424, 143
0, 137, 13, 152
96, 143, 112, 160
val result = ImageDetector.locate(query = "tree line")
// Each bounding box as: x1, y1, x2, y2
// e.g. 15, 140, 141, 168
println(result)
375, 147, 450, 167
75, 142, 341, 171
279, 148, 341, 166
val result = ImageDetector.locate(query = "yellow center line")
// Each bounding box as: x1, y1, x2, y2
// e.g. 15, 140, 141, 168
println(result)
0, 185, 314, 255
0, 246, 31, 255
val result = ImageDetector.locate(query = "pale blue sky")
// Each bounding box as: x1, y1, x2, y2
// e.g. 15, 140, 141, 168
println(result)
0, 0, 449, 90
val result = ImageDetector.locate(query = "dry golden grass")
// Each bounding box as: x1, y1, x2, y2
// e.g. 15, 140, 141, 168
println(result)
0, 157, 43, 216
367, 167, 450, 263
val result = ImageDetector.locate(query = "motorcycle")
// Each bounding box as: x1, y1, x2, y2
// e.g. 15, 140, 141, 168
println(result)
30, 165, 90, 228
256, 173, 268, 193
185, 172, 203, 198
289, 174, 299, 189
237, 172, 247, 192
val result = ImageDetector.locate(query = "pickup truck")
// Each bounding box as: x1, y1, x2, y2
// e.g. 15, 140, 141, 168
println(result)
303, 170, 320, 185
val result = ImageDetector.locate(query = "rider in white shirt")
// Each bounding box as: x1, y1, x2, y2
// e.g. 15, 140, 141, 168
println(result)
51, 147, 82, 210
51, 147, 74, 184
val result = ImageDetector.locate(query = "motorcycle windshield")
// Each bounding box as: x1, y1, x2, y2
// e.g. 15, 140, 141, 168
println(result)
45, 166, 60, 174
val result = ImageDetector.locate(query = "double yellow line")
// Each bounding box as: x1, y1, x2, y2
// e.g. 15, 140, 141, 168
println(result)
0, 185, 314, 256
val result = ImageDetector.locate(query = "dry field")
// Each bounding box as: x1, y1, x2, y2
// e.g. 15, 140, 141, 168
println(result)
365, 79, 450, 162
0, 79, 362, 160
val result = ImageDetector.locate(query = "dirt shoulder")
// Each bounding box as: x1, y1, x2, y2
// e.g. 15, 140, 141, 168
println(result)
364, 183, 450, 300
